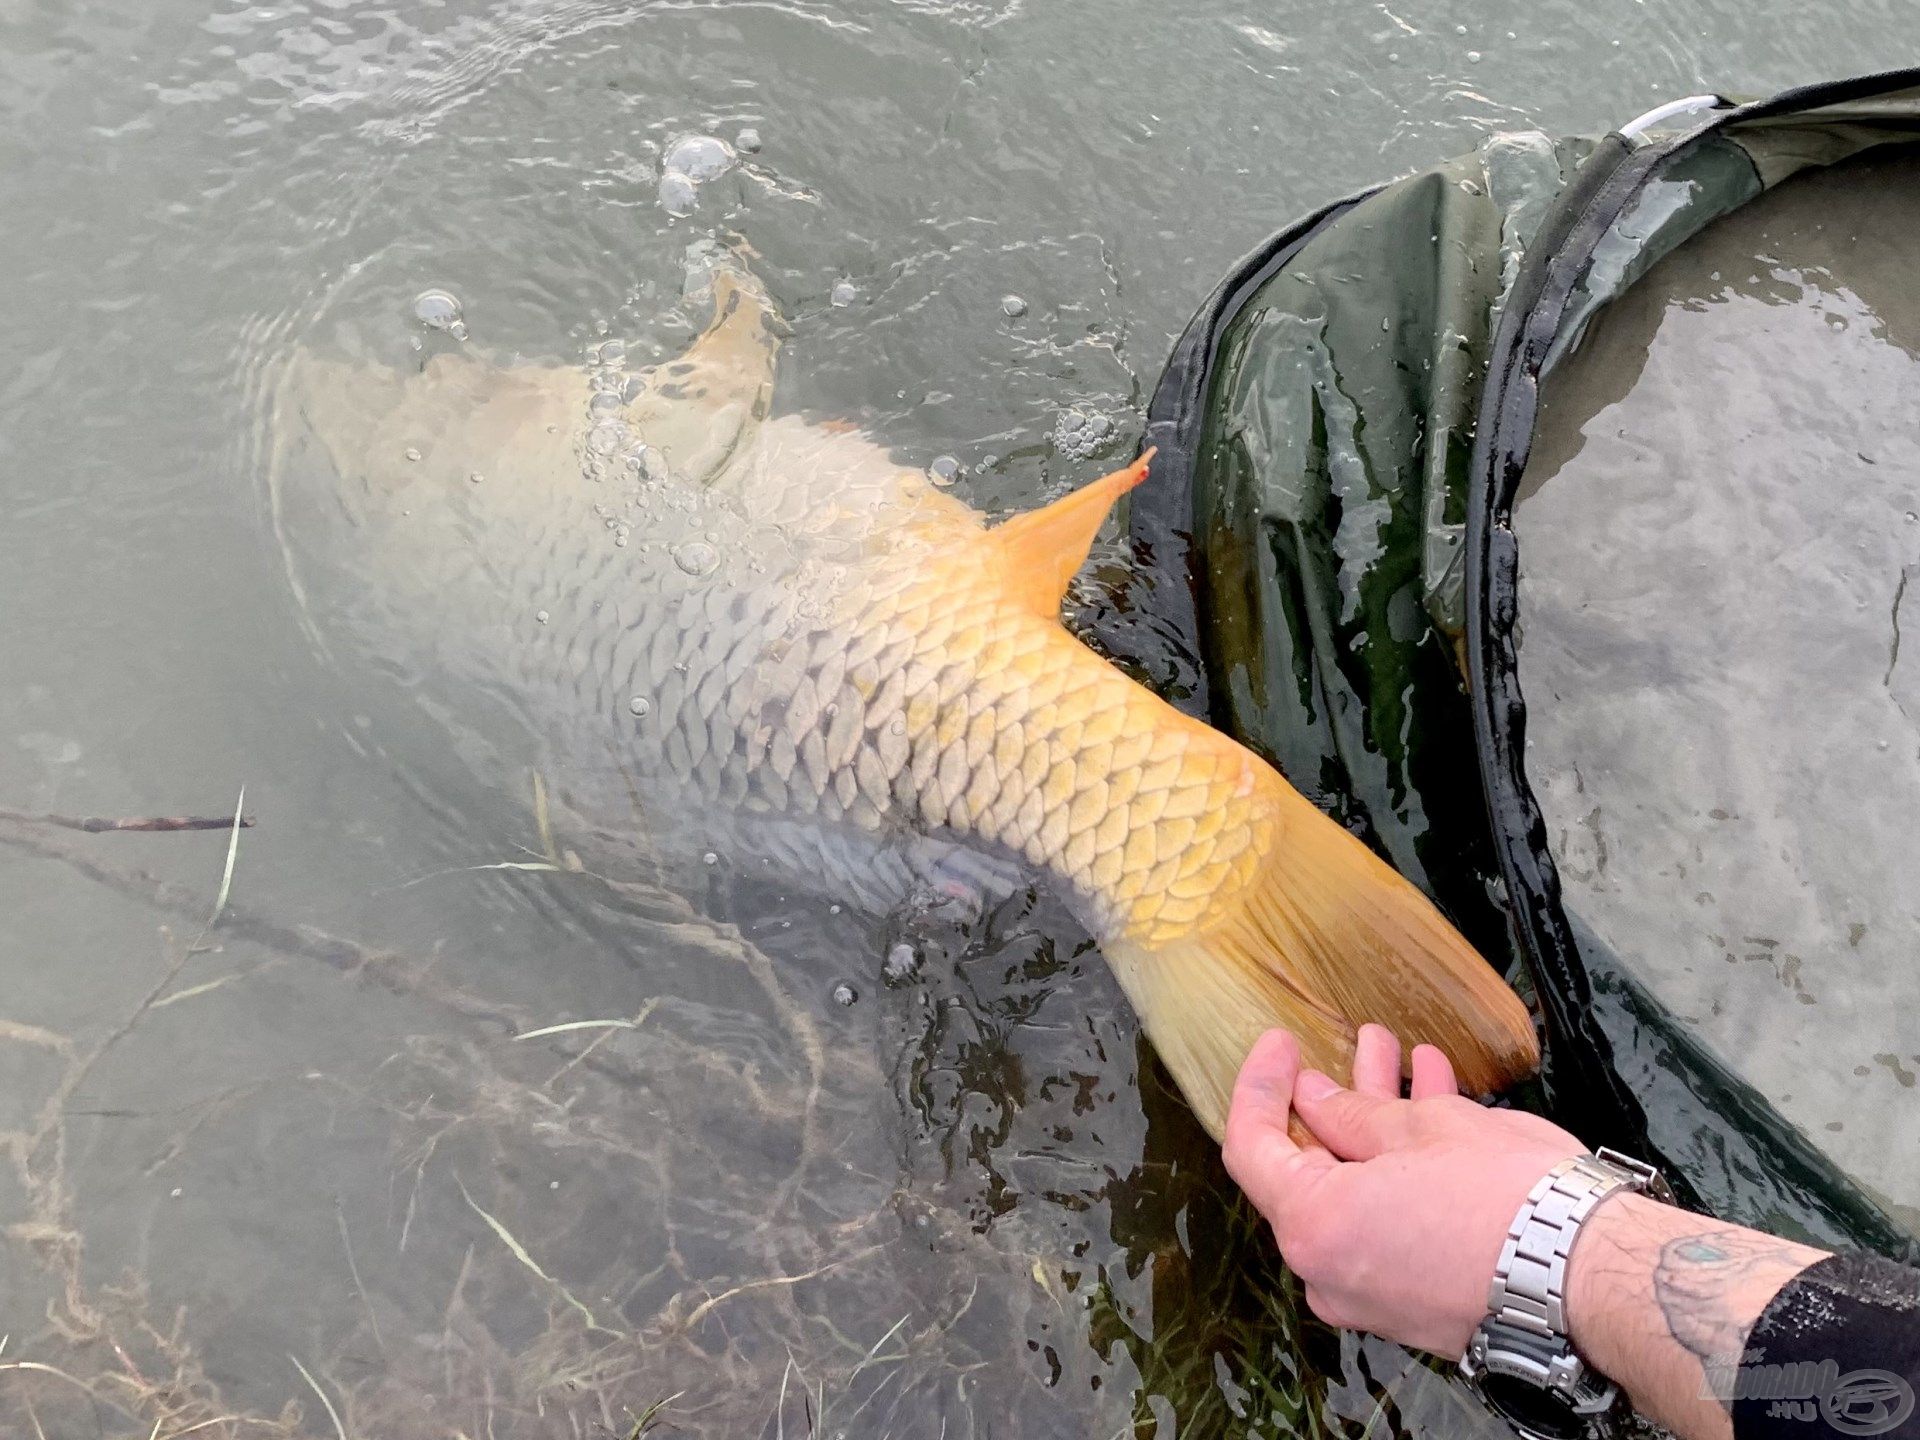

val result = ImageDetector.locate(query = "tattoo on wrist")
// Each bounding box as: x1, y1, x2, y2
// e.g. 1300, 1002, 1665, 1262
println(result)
1653, 1229, 1810, 1413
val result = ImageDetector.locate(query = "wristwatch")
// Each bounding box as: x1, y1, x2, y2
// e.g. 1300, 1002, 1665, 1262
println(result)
1460, 1148, 1675, 1440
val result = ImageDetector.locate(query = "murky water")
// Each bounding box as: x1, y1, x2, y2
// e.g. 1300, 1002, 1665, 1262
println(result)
1, 1, 1914, 1435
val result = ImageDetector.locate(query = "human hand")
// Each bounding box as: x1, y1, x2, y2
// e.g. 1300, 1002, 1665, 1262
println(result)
1221, 1023, 1586, 1357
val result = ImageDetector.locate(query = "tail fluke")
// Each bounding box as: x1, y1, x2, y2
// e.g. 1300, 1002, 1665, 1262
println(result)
1103, 771, 1539, 1141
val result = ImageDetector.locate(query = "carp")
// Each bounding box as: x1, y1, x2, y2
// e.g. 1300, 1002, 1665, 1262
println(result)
271, 253, 1538, 1138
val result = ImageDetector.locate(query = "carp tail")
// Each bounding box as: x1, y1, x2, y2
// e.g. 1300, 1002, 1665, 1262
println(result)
1103, 774, 1539, 1141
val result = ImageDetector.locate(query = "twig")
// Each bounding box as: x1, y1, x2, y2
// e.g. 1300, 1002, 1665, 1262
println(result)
0, 815, 527, 1035
0, 806, 256, 834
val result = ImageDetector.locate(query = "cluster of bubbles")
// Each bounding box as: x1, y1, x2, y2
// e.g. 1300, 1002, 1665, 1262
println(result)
657, 132, 746, 218
1051, 405, 1118, 461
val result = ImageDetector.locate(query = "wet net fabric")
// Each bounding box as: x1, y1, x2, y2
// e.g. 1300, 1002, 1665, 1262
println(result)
1167, 81, 1920, 1247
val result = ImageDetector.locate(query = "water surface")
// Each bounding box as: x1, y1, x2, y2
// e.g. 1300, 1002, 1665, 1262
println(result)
1517, 148, 1920, 1233
1, 0, 1914, 1433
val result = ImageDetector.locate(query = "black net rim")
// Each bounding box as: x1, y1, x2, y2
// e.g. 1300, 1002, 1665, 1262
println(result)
1464, 64, 1920, 1251
1136, 65, 1920, 1251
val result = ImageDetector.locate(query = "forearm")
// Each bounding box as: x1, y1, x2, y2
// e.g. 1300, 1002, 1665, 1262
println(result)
1565, 1193, 1831, 1440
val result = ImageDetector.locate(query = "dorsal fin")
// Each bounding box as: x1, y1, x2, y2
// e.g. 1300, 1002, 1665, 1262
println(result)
994, 449, 1155, 617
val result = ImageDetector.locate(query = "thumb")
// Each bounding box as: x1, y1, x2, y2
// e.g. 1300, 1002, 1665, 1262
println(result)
1224, 1031, 1336, 1223
1292, 1069, 1415, 1161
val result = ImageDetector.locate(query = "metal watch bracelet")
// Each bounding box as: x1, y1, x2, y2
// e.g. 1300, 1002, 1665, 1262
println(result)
1461, 1148, 1675, 1432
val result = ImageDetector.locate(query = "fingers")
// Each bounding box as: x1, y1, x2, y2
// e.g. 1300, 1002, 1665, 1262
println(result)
1224, 1030, 1336, 1221
1292, 1068, 1415, 1161
1409, 1043, 1458, 1100
1224, 1029, 1302, 1170
1350, 1023, 1402, 1098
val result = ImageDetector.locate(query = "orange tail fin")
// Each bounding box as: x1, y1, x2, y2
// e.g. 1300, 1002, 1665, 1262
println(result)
1103, 772, 1539, 1140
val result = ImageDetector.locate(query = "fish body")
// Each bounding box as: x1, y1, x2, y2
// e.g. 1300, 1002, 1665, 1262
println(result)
273, 259, 1538, 1136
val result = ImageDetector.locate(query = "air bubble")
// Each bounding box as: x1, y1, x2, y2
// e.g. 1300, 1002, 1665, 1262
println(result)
663, 134, 737, 183
830, 280, 858, 308
633, 446, 670, 484
535, 609, 550, 624
883, 943, 922, 985
404, 446, 422, 462
469, 472, 484, 484
412, 288, 464, 333
1001, 294, 1028, 318
628, 696, 652, 717
598, 338, 626, 364
702, 851, 719, 865
588, 421, 628, 455
736, 127, 763, 154
831, 982, 858, 1007
928, 455, 960, 487
674, 540, 721, 576
659, 172, 698, 218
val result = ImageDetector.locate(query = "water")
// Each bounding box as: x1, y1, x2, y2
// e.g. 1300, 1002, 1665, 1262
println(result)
1516, 149, 1920, 1233
0, 1, 1912, 1435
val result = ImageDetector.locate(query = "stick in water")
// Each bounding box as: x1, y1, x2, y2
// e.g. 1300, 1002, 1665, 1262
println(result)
0, 806, 256, 834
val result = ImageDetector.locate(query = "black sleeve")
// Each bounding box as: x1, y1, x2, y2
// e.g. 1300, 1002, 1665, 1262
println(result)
1731, 1252, 1920, 1440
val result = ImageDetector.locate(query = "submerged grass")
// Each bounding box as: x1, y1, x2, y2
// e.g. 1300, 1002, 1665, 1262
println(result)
455, 1175, 616, 1337
0, 790, 1423, 1440
288, 1355, 348, 1440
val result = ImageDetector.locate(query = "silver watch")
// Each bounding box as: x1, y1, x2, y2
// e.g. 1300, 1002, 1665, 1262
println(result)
1460, 1148, 1674, 1440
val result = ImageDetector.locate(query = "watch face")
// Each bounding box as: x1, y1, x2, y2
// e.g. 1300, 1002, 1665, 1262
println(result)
1478, 1373, 1590, 1440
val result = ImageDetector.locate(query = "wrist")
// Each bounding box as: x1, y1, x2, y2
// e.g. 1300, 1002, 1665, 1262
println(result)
1563, 1191, 1689, 1382
1562, 1192, 1831, 1439
1462, 1150, 1673, 1435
